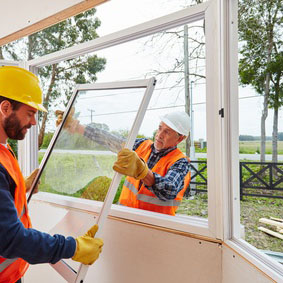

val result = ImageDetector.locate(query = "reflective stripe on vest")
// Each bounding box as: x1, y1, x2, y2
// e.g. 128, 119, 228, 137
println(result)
0, 258, 18, 273
124, 179, 180, 207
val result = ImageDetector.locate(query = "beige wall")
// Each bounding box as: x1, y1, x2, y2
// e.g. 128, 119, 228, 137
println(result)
25, 200, 222, 283
25, 200, 275, 283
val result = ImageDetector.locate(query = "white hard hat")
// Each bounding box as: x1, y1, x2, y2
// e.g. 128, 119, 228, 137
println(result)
160, 111, 190, 136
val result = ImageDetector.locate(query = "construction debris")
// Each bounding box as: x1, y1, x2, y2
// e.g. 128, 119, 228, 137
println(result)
270, 217, 283, 223
258, 227, 283, 240
259, 218, 283, 229
258, 217, 283, 240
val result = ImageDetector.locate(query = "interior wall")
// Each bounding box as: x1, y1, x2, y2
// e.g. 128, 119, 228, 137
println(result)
25, 200, 222, 283
222, 245, 275, 283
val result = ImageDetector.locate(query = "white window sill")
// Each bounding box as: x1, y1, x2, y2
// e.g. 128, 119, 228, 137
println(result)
31, 192, 215, 240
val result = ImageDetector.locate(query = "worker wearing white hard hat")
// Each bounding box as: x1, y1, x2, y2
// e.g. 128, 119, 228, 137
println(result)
56, 108, 191, 216
113, 111, 191, 216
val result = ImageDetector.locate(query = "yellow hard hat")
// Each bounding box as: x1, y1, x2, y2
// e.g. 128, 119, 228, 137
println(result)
0, 66, 47, 112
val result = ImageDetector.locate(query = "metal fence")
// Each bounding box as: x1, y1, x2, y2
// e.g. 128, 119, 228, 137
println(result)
185, 160, 283, 200
240, 161, 283, 199
184, 160, 207, 197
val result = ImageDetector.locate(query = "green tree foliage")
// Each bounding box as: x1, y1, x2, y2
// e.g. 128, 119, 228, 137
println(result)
1, 9, 106, 148
239, 135, 255, 141
238, 0, 283, 161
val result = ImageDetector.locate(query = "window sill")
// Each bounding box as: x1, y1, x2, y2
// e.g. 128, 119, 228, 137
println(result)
31, 192, 215, 239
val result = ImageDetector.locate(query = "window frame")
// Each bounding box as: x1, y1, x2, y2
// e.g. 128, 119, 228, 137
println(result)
26, 1, 219, 238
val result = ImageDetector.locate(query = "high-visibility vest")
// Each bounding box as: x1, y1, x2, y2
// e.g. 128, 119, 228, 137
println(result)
0, 144, 32, 283
119, 140, 191, 216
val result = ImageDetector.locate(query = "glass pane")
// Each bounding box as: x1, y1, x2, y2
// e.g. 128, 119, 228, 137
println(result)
38, 18, 207, 219
96, 0, 209, 36
238, 89, 283, 256
93, 20, 207, 217
39, 86, 146, 202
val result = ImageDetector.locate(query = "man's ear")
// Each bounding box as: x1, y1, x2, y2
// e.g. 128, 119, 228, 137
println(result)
0, 100, 13, 117
177, 135, 186, 144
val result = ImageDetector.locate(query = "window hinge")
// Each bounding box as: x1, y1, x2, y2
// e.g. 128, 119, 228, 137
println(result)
219, 108, 224, 118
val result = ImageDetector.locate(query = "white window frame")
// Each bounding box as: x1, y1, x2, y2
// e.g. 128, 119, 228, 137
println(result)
27, 1, 219, 238
221, 0, 283, 281
19, 0, 283, 281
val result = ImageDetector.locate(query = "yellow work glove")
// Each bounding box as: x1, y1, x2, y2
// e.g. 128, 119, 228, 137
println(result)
72, 224, 104, 265
113, 148, 149, 180
55, 107, 78, 131
25, 168, 39, 193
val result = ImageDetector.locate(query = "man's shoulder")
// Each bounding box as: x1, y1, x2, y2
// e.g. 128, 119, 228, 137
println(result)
134, 138, 152, 150
0, 163, 9, 176
0, 163, 15, 192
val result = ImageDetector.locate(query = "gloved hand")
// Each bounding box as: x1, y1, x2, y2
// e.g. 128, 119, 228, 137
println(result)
25, 168, 39, 193
72, 224, 104, 265
113, 148, 149, 180
55, 107, 79, 133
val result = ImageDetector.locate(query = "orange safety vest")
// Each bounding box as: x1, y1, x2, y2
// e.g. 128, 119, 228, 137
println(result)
119, 140, 191, 216
0, 144, 32, 283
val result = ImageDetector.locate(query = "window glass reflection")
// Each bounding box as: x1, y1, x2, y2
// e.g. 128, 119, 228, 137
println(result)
39, 87, 145, 202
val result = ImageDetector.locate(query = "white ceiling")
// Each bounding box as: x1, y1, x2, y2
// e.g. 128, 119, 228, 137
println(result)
0, 0, 84, 38
0, 0, 108, 46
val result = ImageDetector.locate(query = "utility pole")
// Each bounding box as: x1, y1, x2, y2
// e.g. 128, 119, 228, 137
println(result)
88, 109, 95, 123
184, 24, 191, 158
190, 80, 195, 160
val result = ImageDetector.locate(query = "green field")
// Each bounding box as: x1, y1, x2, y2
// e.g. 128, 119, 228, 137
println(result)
178, 140, 283, 155
239, 141, 283, 154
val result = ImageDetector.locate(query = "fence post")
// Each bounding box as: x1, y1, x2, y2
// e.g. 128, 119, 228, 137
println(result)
240, 162, 243, 200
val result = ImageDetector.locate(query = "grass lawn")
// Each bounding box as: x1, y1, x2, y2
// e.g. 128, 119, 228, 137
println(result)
239, 141, 283, 154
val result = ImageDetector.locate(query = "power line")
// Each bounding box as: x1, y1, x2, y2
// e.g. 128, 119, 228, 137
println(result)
47, 94, 263, 119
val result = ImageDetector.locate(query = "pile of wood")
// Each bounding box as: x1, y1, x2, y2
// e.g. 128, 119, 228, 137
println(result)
258, 217, 283, 240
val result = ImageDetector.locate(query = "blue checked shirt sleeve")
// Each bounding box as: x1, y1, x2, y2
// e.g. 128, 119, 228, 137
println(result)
145, 158, 190, 201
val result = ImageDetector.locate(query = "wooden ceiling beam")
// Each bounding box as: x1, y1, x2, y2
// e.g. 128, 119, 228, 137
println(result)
0, 0, 108, 47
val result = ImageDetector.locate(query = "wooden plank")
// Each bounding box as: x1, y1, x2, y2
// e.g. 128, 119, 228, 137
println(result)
259, 218, 283, 229
270, 216, 283, 222
258, 226, 283, 240
0, 0, 109, 46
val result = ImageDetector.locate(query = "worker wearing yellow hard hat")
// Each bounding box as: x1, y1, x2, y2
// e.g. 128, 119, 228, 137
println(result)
0, 66, 47, 112
0, 66, 103, 283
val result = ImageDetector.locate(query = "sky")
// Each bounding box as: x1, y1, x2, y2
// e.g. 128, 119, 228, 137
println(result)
91, 0, 283, 140
42, 0, 282, 141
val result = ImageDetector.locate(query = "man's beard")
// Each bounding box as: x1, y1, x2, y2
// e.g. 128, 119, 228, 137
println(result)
3, 112, 31, 140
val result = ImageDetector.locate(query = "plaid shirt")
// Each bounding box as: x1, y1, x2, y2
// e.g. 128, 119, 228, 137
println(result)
134, 138, 190, 201
83, 126, 190, 201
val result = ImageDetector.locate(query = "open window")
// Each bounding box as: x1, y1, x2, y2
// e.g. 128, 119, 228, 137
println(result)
27, 0, 220, 239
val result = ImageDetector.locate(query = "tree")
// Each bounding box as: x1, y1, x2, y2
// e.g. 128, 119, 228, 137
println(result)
1, 9, 106, 148
238, 0, 283, 162
267, 52, 283, 162
144, 0, 206, 157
